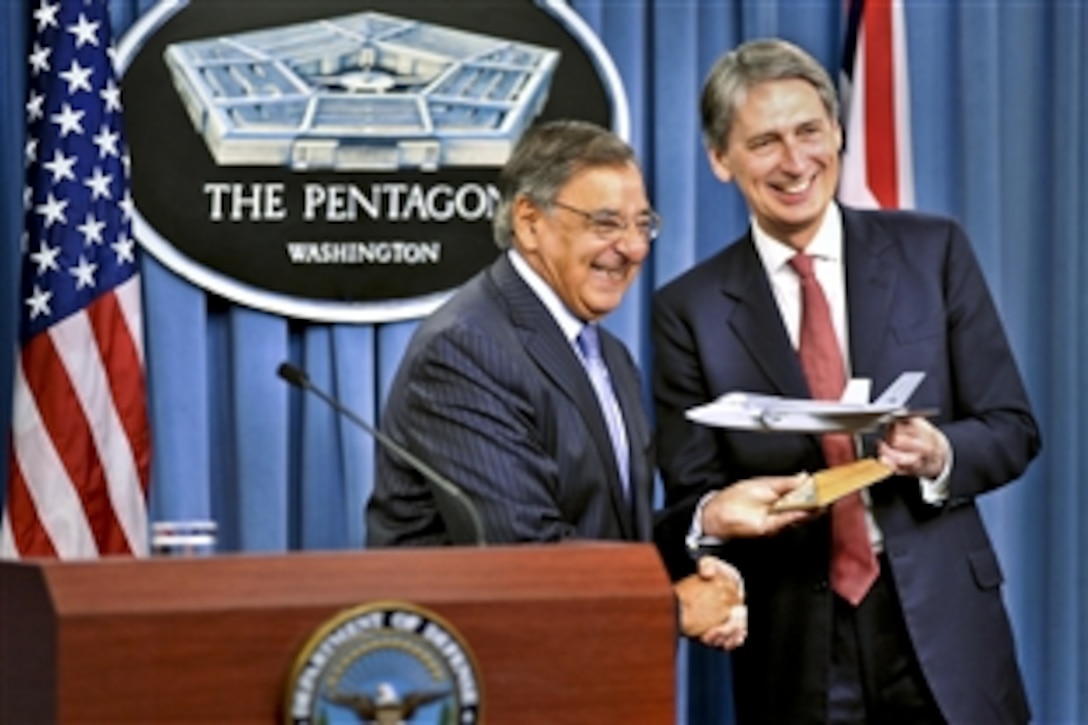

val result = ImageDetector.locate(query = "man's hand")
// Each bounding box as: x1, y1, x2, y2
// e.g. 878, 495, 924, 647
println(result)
878, 416, 950, 480
675, 556, 748, 650
701, 475, 817, 540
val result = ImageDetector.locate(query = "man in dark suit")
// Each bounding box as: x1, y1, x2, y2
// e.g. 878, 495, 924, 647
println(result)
652, 39, 1041, 723
367, 119, 795, 649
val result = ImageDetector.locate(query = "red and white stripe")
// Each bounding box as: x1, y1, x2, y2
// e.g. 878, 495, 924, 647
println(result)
839, 0, 915, 210
2, 275, 150, 559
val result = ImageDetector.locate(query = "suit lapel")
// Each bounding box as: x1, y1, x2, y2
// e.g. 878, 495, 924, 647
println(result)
495, 260, 601, 420
719, 236, 810, 398
842, 209, 897, 379
489, 256, 637, 538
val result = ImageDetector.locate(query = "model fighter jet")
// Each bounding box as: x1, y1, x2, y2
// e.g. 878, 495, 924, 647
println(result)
685, 371, 932, 434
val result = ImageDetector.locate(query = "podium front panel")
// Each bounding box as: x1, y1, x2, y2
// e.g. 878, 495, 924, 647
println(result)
1, 543, 677, 723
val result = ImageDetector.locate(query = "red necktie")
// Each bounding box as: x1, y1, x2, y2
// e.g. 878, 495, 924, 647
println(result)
790, 253, 878, 605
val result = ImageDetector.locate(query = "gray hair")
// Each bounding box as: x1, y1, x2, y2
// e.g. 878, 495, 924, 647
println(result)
492, 119, 636, 250
701, 38, 840, 152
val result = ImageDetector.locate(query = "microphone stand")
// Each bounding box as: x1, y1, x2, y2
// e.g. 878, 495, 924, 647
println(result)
277, 362, 486, 546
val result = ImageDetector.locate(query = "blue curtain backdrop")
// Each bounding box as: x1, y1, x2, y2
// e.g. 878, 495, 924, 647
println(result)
2, 1, 1085, 722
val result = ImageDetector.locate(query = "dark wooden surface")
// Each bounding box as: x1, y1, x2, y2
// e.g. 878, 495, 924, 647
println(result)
1, 542, 677, 723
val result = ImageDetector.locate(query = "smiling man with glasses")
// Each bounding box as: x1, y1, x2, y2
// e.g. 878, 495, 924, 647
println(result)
367, 120, 655, 551
367, 119, 801, 651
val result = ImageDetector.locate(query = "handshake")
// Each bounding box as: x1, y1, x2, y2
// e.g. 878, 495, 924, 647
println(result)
674, 556, 748, 651
669, 462, 896, 650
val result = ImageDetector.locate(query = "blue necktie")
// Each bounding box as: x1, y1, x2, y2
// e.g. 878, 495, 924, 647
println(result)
577, 325, 630, 496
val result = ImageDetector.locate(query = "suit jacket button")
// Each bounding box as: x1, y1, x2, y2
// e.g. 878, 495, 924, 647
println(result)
813, 580, 829, 593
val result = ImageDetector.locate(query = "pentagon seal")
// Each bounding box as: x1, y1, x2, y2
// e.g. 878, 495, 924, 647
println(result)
285, 601, 482, 724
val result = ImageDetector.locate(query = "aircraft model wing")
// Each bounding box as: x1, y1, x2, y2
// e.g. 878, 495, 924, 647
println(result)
685, 371, 933, 434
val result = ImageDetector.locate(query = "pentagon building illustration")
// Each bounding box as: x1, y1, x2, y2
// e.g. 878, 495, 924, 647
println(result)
163, 12, 561, 171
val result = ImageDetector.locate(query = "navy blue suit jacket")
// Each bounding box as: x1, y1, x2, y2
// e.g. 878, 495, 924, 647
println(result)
652, 207, 1040, 725
367, 253, 654, 546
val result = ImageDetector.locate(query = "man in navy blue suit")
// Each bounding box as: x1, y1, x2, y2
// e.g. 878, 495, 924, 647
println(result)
652, 39, 1040, 723
367, 119, 809, 649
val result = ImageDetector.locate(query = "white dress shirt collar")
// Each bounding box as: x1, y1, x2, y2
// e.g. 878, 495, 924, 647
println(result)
507, 249, 584, 347
749, 203, 849, 358
750, 202, 844, 275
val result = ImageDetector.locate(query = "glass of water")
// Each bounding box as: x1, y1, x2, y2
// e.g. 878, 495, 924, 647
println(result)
150, 520, 217, 556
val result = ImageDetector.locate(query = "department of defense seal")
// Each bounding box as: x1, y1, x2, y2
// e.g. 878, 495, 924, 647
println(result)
285, 601, 482, 724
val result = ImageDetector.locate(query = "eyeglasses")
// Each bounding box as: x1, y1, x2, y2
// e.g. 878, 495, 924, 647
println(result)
550, 200, 662, 245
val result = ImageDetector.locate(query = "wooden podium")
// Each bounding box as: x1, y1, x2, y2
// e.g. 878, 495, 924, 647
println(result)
0, 542, 677, 723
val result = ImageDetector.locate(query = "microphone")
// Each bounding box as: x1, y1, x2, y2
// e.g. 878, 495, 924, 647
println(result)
276, 362, 486, 546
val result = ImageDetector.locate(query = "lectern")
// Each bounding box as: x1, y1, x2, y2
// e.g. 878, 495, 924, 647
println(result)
0, 542, 676, 723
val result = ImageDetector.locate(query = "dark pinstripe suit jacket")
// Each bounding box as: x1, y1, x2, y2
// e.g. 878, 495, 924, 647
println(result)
366, 252, 654, 546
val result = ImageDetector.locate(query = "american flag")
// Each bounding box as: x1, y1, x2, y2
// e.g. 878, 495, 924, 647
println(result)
2, 0, 150, 558
838, 0, 915, 210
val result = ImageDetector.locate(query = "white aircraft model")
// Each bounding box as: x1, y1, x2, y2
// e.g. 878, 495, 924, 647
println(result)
685, 371, 931, 433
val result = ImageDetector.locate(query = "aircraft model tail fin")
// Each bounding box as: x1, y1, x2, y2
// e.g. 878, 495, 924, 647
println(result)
840, 379, 871, 405
873, 371, 925, 409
